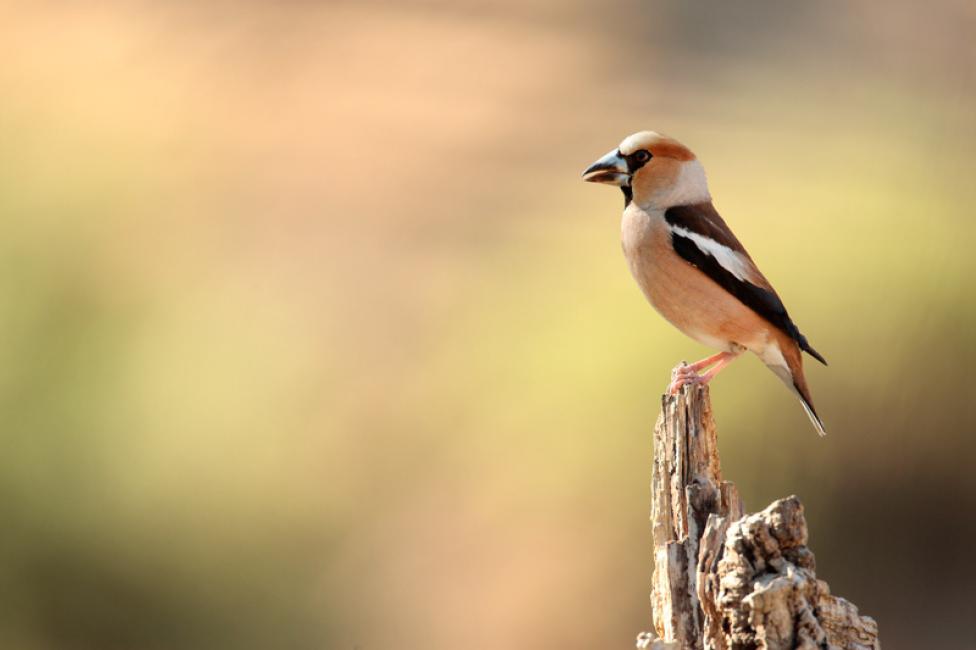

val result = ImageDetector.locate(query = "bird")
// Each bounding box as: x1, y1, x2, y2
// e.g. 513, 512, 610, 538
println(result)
581, 131, 827, 435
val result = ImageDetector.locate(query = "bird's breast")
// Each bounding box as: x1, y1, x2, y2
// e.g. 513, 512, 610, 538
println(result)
620, 205, 657, 253
620, 205, 666, 287
620, 205, 772, 354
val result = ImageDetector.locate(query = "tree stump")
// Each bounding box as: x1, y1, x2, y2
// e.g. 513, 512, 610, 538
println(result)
638, 384, 879, 650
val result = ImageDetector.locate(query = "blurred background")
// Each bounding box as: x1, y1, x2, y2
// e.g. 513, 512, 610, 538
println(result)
1, 1, 974, 648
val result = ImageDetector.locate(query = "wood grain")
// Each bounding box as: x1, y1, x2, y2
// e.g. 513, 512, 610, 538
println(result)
638, 384, 878, 650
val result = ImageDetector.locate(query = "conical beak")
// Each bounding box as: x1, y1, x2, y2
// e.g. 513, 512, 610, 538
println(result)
581, 149, 629, 186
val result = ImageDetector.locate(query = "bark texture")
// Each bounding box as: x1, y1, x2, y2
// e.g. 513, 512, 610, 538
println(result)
698, 496, 879, 650
638, 384, 879, 650
649, 384, 743, 649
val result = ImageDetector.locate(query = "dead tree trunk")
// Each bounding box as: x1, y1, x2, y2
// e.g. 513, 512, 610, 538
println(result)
637, 384, 879, 650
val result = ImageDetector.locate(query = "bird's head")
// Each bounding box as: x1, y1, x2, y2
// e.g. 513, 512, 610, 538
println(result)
581, 131, 710, 210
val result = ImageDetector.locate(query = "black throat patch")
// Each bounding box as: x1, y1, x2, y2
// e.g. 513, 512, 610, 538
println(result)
621, 186, 633, 207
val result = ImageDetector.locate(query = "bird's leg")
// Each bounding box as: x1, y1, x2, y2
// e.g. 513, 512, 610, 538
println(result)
685, 351, 732, 373
698, 352, 739, 382
667, 351, 740, 395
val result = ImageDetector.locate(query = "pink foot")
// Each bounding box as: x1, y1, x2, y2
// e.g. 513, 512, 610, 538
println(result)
667, 351, 741, 395
668, 362, 703, 395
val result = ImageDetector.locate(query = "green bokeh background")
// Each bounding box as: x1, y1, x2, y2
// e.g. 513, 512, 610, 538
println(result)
1, 2, 974, 648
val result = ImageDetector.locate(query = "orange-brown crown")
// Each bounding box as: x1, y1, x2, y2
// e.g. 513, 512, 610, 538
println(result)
618, 131, 696, 162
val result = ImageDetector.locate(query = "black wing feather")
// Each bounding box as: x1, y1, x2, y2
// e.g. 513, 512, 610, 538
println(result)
669, 227, 827, 365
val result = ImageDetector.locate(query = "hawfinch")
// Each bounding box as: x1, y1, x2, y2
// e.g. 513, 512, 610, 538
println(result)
582, 131, 827, 435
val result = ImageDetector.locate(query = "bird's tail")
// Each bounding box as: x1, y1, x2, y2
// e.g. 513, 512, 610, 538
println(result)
764, 341, 826, 436
793, 383, 826, 437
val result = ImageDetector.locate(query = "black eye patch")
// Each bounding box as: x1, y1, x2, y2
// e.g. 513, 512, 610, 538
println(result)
624, 149, 652, 173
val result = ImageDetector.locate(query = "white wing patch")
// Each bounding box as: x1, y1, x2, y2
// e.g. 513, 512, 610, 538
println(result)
670, 225, 758, 283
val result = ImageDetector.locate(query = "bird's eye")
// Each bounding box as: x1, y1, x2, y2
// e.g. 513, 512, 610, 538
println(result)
634, 150, 651, 163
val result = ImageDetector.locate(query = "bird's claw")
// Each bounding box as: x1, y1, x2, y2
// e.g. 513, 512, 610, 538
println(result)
668, 361, 703, 395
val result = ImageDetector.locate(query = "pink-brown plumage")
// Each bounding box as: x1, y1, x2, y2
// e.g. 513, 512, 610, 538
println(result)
583, 131, 826, 435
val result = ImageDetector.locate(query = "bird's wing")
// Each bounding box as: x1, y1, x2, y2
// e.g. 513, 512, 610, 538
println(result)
664, 202, 826, 365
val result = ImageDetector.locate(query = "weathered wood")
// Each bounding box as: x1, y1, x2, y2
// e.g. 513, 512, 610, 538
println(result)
649, 384, 743, 648
635, 632, 679, 649
639, 384, 879, 650
698, 497, 879, 650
